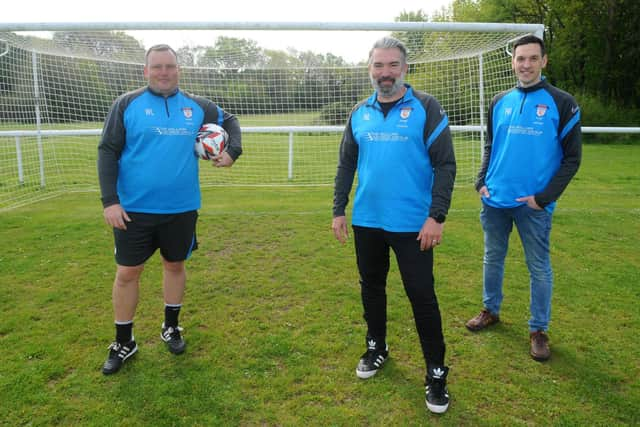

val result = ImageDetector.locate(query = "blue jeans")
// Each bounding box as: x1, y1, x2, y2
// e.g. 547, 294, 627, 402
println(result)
480, 202, 553, 332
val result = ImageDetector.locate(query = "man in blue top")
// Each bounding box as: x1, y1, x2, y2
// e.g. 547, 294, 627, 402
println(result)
332, 37, 456, 414
97, 44, 242, 374
465, 35, 582, 362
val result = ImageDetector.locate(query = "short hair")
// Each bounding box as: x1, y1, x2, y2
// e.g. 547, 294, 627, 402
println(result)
145, 44, 178, 64
512, 35, 546, 57
368, 37, 408, 65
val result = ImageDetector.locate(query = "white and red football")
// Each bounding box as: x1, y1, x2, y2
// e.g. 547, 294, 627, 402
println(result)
195, 123, 228, 160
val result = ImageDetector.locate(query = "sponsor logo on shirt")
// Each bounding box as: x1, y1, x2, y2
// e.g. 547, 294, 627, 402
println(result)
145, 108, 154, 116
151, 127, 192, 136
504, 107, 513, 116
366, 132, 409, 142
507, 125, 543, 136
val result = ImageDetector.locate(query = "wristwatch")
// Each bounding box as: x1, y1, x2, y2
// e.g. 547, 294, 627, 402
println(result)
431, 213, 446, 224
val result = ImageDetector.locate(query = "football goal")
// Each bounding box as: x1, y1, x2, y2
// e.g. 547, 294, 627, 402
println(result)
0, 21, 544, 210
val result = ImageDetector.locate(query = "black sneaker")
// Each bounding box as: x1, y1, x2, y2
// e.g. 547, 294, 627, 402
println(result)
356, 338, 389, 379
102, 340, 137, 375
161, 323, 186, 354
425, 366, 450, 414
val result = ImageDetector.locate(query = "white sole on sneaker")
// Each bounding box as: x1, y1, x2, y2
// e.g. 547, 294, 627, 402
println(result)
356, 368, 379, 379
426, 399, 449, 414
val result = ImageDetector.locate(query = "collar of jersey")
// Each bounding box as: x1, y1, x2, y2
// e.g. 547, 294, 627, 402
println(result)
516, 76, 549, 93
146, 86, 180, 98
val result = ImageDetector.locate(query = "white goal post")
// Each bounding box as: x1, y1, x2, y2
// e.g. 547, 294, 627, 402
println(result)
0, 21, 548, 211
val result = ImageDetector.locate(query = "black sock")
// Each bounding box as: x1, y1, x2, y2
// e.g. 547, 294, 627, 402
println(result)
164, 304, 181, 328
115, 321, 133, 343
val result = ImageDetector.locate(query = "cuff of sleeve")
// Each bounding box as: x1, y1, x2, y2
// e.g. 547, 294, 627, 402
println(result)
226, 148, 241, 161
101, 196, 120, 209
534, 195, 550, 208
429, 213, 446, 224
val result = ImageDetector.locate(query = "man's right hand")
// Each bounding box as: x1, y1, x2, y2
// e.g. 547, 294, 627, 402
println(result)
103, 204, 131, 230
332, 215, 349, 244
479, 185, 491, 198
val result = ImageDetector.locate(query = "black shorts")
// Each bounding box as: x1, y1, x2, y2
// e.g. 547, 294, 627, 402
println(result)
113, 211, 199, 266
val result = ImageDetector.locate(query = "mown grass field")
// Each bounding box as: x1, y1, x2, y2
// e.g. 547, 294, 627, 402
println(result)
0, 143, 638, 426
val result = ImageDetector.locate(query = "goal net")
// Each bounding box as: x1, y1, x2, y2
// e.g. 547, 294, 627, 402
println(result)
0, 22, 543, 211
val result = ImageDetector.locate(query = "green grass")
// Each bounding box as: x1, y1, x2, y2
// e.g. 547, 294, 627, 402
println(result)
237, 111, 322, 126
0, 121, 105, 130
0, 144, 638, 426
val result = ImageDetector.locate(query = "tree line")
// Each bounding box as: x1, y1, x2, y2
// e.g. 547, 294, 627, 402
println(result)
0, 31, 371, 125
422, 0, 640, 126
2, 2, 638, 128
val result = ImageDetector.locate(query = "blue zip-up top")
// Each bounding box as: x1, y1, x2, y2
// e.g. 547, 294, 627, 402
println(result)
98, 86, 242, 213
333, 84, 456, 232
476, 78, 581, 212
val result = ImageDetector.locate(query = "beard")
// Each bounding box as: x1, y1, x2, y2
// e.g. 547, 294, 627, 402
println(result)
371, 74, 405, 98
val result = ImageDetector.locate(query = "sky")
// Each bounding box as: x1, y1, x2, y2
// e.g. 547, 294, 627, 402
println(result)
1, 0, 452, 62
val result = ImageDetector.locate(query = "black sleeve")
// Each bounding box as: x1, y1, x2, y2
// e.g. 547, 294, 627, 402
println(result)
423, 97, 456, 219
221, 111, 242, 161
200, 99, 242, 161
476, 94, 500, 192
534, 91, 582, 207
332, 113, 358, 217
97, 95, 128, 208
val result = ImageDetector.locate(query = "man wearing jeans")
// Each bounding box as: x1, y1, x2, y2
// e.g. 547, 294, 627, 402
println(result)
465, 35, 582, 361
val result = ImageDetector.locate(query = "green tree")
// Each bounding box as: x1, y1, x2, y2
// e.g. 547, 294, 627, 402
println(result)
52, 31, 144, 62
199, 37, 267, 69
450, 0, 640, 110
393, 9, 430, 54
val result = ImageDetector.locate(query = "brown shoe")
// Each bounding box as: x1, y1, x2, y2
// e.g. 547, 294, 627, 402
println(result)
530, 331, 551, 361
465, 309, 499, 331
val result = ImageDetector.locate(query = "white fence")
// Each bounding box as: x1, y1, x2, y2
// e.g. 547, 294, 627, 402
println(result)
2, 125, 638, 190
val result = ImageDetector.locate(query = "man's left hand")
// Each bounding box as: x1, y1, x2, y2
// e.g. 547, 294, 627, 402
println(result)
417, 217, 444, 251
515, 195, 543, 210
212, 151, 234, 167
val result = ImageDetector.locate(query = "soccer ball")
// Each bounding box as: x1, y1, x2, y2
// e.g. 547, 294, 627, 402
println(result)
195, 123, 228, 160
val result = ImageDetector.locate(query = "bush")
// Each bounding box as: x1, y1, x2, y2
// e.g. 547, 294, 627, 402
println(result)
575, 94, 640, 143
576, 93, 640, 126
